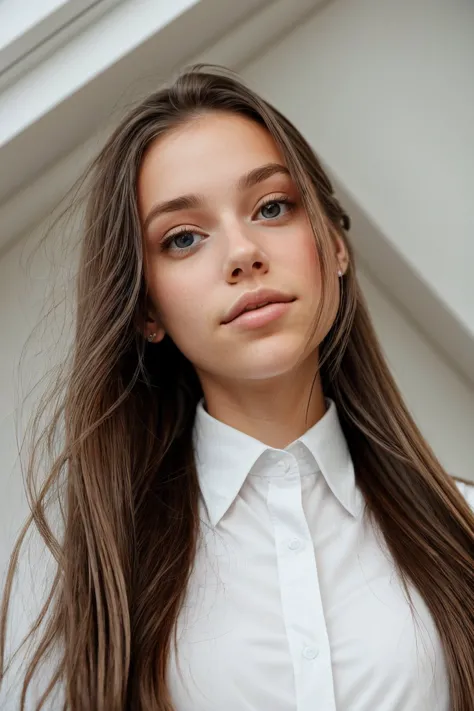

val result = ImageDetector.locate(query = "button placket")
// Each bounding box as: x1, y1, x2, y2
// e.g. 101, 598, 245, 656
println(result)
266, 466, 337, 711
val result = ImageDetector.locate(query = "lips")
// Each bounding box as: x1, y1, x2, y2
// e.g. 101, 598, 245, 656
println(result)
222, 289, 296, 325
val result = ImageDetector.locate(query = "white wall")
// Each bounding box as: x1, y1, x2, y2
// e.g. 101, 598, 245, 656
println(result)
241, 0, 474, 338
0, 218, 73, 708
358, 265, 474, 480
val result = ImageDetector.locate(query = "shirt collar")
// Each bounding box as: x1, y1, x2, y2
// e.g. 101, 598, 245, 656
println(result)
193, 397, 361, 527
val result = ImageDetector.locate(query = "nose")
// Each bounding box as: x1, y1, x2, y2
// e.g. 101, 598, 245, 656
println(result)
223, 223, 270, 283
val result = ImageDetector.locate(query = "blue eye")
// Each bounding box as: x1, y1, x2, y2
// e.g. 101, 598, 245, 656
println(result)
161, 230, 203, 254
257, 198, 293, 220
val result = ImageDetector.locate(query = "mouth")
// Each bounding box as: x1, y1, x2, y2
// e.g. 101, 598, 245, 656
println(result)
222, 299, 296, 329
222, 289, 296, 326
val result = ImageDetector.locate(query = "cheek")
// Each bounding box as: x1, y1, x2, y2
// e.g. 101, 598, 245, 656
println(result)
284, 226, 321, 289
282, 227, 339, 341
149, 265, 211, 339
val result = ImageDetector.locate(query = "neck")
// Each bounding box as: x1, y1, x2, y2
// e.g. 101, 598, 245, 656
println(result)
199, 363, 326, 449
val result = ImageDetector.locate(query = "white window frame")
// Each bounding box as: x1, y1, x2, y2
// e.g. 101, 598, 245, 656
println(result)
0, 0, 122, 88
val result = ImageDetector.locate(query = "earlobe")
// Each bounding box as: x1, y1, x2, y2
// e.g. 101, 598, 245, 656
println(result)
146, 327, 166, 343
138, 312, 166, 343
142, 300, 166, 343
144, 317, 166, 343
334, 234, 349, 276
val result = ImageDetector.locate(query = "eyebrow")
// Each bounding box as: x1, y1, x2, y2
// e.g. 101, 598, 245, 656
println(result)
142, 162, 291, 232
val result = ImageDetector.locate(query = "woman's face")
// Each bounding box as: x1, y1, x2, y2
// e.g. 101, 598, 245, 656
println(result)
138, 111, 346, 388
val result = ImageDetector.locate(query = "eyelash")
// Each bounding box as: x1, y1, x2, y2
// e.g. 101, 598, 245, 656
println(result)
159, 195, 295, 254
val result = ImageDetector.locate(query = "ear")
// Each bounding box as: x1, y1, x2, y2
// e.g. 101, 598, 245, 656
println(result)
333, 233, 349, 276
137, 301, 166, 343
144, 319, 166, 344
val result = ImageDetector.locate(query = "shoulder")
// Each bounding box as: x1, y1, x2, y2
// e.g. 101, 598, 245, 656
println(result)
454, 478, 474, 510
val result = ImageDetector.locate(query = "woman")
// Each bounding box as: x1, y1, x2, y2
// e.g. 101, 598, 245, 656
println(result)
1, 65, 474, 711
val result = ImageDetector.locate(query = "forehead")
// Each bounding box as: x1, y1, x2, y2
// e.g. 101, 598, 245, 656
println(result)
137, 111, 287, 208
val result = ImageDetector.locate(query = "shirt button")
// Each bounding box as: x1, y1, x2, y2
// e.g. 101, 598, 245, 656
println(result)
288, 538, 302, 551
303, 646, 319, 660
278, 460, 291, 473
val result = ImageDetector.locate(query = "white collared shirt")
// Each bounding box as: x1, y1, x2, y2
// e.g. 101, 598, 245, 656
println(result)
167, 398, 474, 711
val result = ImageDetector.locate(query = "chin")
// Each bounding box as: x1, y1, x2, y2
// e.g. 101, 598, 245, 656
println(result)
226, 341, 307, 382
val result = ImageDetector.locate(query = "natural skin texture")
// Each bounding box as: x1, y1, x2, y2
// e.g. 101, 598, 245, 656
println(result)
138, 112, 348, 448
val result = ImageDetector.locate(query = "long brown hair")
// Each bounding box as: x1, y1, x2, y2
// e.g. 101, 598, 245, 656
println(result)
1, 65, 474, 711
